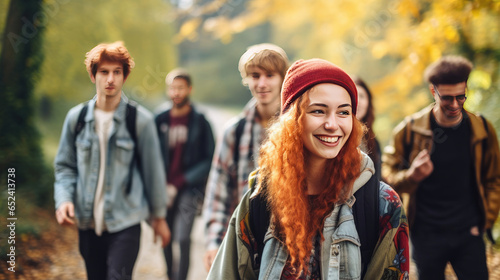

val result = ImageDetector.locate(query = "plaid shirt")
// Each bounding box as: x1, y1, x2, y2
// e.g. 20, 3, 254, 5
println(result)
203, 99, 266, 250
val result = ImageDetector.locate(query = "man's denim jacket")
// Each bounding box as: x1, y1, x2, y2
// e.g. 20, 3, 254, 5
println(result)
54, 95, 167, 233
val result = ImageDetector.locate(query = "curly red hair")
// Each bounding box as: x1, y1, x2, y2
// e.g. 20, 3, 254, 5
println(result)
258, 92, 364, 275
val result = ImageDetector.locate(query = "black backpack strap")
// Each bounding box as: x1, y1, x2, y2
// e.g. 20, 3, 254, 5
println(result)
402, 118, 414, 169
126, 102, 138, 145
74, 102, 89, 143
248, 174, 270, 270
125, 102, 140, 194
353, 174, 380, 278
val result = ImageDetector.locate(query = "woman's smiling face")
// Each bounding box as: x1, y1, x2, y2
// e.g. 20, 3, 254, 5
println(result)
302, 83, 353, 162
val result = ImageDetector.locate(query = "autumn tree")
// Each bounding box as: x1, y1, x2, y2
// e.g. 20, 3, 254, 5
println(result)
176, 0, 500, 143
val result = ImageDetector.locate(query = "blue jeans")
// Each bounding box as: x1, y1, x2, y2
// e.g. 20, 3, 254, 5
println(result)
164, 189, 201, 280
78, 224, 141, 280
411, 226, 488, 280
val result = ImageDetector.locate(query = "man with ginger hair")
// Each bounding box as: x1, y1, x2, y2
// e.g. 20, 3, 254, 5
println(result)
202, 43, 289, 271
54, 41, 170, 279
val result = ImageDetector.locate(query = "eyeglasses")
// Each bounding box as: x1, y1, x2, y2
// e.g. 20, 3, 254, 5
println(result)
433, 85, 467, 104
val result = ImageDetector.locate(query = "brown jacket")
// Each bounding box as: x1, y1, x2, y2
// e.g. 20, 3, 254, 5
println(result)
382, 104, 500, 229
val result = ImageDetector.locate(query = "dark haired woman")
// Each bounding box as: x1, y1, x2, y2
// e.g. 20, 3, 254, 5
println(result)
353, 77, 382, 181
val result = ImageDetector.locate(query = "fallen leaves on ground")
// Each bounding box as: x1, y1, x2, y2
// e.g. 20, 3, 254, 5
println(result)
0, 209, 86, 280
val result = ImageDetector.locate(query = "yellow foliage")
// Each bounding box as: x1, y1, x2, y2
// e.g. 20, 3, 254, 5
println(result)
173, 0, 500, 131
176, 18, 202, 42
397, 0, 421, 18
444, 26, 459, 42
469, 69, 492, 90
372, 42, 389, 58
37, 0, 177, 101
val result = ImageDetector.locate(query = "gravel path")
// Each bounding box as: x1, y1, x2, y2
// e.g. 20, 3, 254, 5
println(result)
134, 218, 207, 280
132, 103, 238, 280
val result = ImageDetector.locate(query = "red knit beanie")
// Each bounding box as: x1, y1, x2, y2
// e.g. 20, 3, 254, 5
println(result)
281, 58, 358, 115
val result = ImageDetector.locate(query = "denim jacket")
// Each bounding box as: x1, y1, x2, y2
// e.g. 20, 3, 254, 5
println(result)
259, 197, 362, 279
54, 95, 167, 233
208, 153, 409, 279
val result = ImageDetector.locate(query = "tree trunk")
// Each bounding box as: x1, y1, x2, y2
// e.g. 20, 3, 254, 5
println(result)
0, 0, 52, 205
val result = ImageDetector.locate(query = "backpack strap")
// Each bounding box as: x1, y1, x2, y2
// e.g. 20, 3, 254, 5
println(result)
74, 102, 89, 143
353, 174, 380, 278
125, 102, 140, 194
126, 102, 138, 146
402, 118, 414, 169
248, 173, 270, 270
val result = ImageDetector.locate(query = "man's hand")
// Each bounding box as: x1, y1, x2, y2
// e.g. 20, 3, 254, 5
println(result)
203, 249, 218, 272
151, 218, 171, 248
406, 149, 434, 183
55, 202, 75, 226
166, 184, 178, 209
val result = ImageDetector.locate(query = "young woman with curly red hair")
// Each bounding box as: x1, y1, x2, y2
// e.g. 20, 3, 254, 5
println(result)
207, 59, 409, 280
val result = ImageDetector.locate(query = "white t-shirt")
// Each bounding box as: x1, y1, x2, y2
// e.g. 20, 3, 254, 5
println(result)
93, 108, 114, 236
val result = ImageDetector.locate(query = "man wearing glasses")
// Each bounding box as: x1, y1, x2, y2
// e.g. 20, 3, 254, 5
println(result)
382, 55, 500, 279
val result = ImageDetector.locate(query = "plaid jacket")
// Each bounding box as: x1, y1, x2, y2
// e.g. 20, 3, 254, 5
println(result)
203, 98, 267, 250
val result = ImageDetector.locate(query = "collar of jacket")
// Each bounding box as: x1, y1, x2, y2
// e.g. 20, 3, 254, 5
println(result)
410, 103, 489, 144
351, 152, 375, 195
85, 93, 130, 124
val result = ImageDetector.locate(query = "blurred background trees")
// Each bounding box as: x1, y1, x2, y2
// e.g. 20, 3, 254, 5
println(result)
35, 0, 177, 158
176, 0, 500, 144
0, 0, 178, 211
